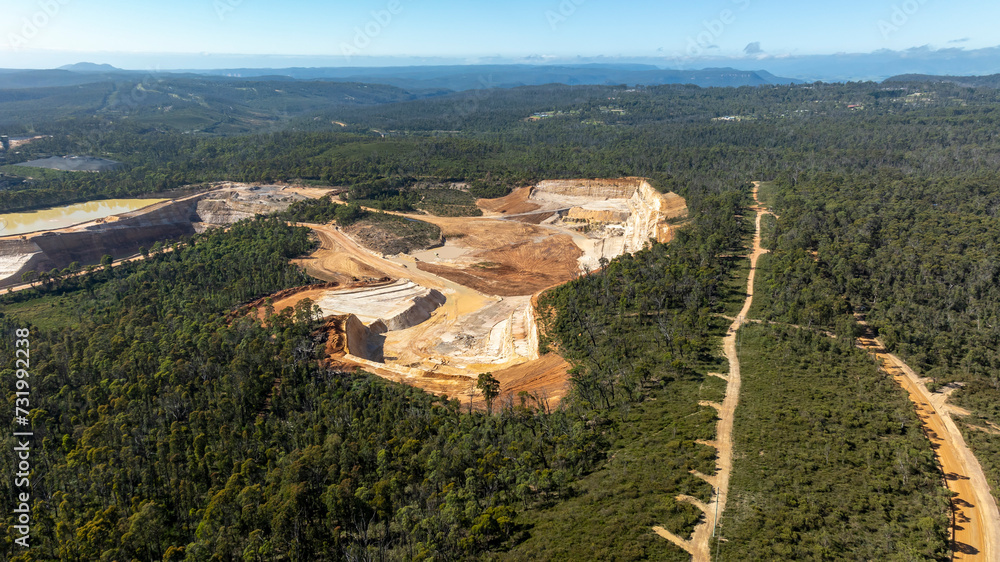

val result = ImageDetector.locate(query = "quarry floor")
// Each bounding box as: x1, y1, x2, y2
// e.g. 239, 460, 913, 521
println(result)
287, 219, 573, 407
276, 184, 682, 406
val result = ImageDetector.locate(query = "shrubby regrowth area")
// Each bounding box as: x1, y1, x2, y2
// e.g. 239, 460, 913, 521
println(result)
758, 169, 1000, 504
718, 325, 950, 561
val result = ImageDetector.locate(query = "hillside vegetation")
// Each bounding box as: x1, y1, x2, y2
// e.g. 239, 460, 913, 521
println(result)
718, 324, 949, 561
4, 77, 1000, 559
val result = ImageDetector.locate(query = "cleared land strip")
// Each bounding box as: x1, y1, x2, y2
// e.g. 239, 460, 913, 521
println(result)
858, 334, 1000, 561
654, 184, 769, 560
727, 182, 996, 559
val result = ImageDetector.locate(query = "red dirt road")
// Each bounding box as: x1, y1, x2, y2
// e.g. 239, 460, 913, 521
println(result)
858, 336, 999, 561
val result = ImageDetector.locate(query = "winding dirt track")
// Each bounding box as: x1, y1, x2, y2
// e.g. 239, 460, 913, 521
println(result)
4, 249, 170, 294
857, 335, 999, 561
653, 184, 769, 560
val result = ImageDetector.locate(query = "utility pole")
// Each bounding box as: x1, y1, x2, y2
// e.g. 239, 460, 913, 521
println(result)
712, 486, 722, 562
711, 486, 719, 536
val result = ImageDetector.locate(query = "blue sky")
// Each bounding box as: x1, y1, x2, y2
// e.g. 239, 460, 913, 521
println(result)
1, 0, 998, 68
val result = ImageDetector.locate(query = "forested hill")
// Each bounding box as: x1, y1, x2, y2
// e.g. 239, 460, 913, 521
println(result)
6, 79, 1000, 214
885, 73, 1000, 88
0, 77, 445, 133
190, 64, 803, 90
0, 64, 802, 92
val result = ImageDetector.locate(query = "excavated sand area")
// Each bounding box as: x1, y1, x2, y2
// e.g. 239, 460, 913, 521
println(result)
477, 186, 543, 216
268, 179, 687, 407
357, 213, 587, 296
416, 236, 584, 296
314, 280, 445, 331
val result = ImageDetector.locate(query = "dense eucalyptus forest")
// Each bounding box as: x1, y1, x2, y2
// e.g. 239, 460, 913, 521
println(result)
3, 76, 1000, 559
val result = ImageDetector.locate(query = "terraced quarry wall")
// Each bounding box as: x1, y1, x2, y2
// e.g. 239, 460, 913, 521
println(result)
0, 196, 203, 287
530, 177, 688, 253
314, 280, 446, 332
533, 178, 642, 199
624, 182, 688, 251
0, 184, 322, 288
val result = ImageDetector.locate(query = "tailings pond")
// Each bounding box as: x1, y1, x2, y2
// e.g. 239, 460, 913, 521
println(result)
0, 198, 167, 237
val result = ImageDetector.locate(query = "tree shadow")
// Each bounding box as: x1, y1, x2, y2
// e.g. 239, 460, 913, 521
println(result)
951, 541, 979, 555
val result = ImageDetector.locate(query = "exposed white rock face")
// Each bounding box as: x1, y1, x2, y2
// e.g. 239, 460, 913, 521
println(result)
0, 185, 319, 286
315, 280, 445, 331
196, 188, 308, 226
527, 178, 688, 269
623, 181, 688, 253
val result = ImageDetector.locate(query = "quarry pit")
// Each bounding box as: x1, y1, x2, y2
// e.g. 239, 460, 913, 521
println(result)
0, 178, 686, 407
290, 177, 687, 406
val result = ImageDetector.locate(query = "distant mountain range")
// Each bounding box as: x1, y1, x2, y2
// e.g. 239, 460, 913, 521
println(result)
689, 47, 1000, 83
5, 44, 1000, 84
885, 73, 1000, 88
0, 64, 800, 91
186, 64, 803, 90
57, 62, 122, 73
3, 50, 1000, 92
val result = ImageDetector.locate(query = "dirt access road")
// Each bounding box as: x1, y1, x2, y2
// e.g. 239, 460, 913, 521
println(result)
857, 334, 999, 561
654, 183, 770, 560
4, 248, 175, 295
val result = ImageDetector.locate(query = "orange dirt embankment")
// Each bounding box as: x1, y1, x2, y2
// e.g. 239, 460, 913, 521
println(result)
477, 186, 541, 216
322, 314, 384, 362
391, 215, 584, 297
487, 352, 570, 408
857, 335, 999, 561
290, 226, 392, 284
336, 355, 570, 412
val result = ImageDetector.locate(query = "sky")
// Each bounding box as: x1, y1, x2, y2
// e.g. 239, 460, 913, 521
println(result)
1, 0, 999, 69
